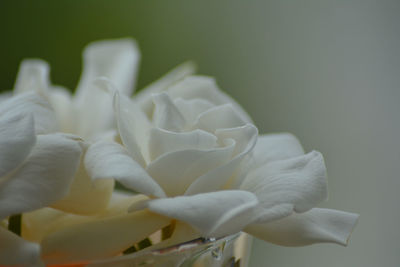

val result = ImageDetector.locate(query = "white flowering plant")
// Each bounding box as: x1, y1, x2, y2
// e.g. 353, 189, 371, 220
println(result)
0, 39, 358, 266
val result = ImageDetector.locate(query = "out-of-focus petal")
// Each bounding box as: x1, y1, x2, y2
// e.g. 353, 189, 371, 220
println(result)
185, 124, 258, 195
52, 154, 115, 215
0, 113, 35, 178
0, 134, 82, 219
47, 87, 75, 134
41, 210, 170, 265
240, 151, 328, 223
167, 75, 253, 123
146, 190, 259, 237
0, 227, 42, 266
14, 59, 49, 95
22, 194, 148, 243
75, 38, 140, 98
147, 139, 235, 196
245, 208, 359, 246
0, 92, 57, 134
148, 128, 217, 161
135, 62, 196, 117
152, 93, 185, 132
250, 133, 304, 169
85, 141, 166, 198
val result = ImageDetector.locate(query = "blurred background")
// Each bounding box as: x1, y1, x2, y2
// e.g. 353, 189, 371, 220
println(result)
1, 1, 399, 266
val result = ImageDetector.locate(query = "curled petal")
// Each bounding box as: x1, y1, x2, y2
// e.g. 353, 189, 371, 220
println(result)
245, 208, 359, 246
173, 98, 214, 128
152, 93, 185, 132
240, 151, 328, 223
148, 128, 217, 161
193, 104, 247, 133
0, 113, 35, 178
114, 92, 150, 166
251, 133, 304, 169
0, 134, 83, 219
167, 75, 253, 123
147, 139, 235, 196
0, 227, 42, 266
85, 141, 166, 198
147, 190, 259, 237
185, 124, 258, 195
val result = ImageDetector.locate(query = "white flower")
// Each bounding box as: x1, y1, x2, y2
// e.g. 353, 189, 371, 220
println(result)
6, 38, 358, 265
11, 39, 144, 215
0, 93, 83, 266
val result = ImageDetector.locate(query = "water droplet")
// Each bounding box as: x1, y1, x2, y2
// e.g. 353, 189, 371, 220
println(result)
211, 240, 226, 261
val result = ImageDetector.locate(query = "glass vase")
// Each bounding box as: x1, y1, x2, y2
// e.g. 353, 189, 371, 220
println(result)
85, 232, 252, 267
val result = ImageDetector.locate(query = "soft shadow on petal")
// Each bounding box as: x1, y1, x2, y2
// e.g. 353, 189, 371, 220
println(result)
41, 210, 170, 265
167, 76, 253, 123
245, 208, 359, 246
185, 124, 258, 195
152, 93, 186, 132
0, 227, 41, 266
85, 141, 166, 198
148, 128, 217, 161
147, 139, 235, 197
22, 194, 148, 243
114, 92, 150, 166
240, 151, 328, 223
0, 92, 57, 134
173, 98, 214, 129
147, 190, 259, 237
0, 134, 82, 219
193, 104, 247, 133
52, 153, 115, 215
0, 113, 35, 178
250, 133, 304, 169
14, 59, 50, 95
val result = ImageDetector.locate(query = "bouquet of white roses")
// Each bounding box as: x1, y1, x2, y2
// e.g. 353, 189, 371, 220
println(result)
0, 39, 358, 266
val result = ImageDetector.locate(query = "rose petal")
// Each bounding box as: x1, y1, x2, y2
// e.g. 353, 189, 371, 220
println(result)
245, 208, 359, 246
0, 113, 35, 178
240, 151, 328, 223
147, 190, 259, 237
152, 93, 186, 132
22, 194, 148, 243
47, 87, 75, 133
0, 134, 82, 219
114, 92, 149, 166
0, 227, 42, 266
75, 38, 140, 98
173, 98, 215, 129
185, 124, 258, 195
147, 139, 235, 196
14, 59, 49, 95
135, 62, 196, 117
85, 141, 166, 198
193, 104, 247, 133
41, 210, 170, 265
148, 128, 217, 161
167, 75, 253, 123
51, 154, 115, 215
251, 133, 304, 169
0, 92, 57, 134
